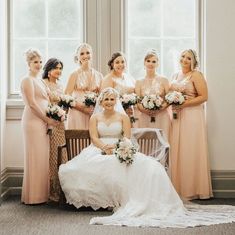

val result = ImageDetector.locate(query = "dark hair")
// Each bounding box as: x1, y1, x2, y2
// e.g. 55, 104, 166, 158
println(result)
42, 58, 63, 79
107, 52, 125, 70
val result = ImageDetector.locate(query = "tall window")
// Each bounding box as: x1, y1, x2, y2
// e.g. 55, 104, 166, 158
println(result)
10, 0, 83, 96
127, 0, 197, 79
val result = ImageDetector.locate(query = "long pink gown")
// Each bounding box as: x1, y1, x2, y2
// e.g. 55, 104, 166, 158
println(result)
135, 77, 171, 140
21, 76, 50, 204
169, 73, 213, 200
66, 69, 103, 129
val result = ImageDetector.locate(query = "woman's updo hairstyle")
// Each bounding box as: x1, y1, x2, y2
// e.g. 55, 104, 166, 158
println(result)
24, 48, 42, 64
107, 52, 126, 70
74, 43, 92, 64
42, 58, 63, 79
144, 48, 159, 62
182, 49, 199, 70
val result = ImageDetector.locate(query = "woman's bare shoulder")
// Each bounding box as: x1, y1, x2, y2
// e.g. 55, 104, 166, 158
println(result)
191, 70, 205, 81
103, 73, 113, 81
91, 113, 102, 120
21, 76, 33, 85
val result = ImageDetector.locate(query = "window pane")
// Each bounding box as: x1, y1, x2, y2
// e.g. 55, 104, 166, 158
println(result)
128, 39, 161, 79
127, 0, 197, 79
128, 0, 161, 37
163, 0, 195, 37
13, 0, 45, 38
10, 0, 82, 94
48, 40, 80, 85
48, 0, 81, 38
163, 39, 195, 79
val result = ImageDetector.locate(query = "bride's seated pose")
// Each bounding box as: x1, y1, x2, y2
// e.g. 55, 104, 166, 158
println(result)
59, 87, 235, 227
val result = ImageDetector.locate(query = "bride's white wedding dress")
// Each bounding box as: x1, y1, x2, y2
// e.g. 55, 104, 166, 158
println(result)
59, 121, 235, 227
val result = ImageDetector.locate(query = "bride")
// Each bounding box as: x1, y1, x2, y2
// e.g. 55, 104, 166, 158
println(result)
59, 87, 235, 227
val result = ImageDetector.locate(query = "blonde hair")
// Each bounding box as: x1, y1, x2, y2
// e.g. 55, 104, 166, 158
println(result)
181, 49, 199, 70
74, 43, 93, 64
24, 48, 42, 64
144, 49, 159, 62
98, 87, 119, 105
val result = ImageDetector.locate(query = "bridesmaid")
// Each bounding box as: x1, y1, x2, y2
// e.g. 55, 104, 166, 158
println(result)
21, 48, 57, 204
135, 49, 170, 140
101, 52, 135, 119
169, 49, 213, 200
101, 52, 135, 95
42, 58, 66, 203
65, 43, 103, 129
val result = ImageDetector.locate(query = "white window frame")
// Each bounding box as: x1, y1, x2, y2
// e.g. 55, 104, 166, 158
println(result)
123, 0, 203, 78
8, 0, 86, 99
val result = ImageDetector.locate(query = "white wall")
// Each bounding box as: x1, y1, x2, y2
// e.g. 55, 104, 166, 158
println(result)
2, 0, 235, 171
4, 121, 24, 168
0, 0, 7, 172
206, 0, 235, 170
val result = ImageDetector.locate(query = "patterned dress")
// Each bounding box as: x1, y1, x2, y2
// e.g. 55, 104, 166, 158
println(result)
46, 81, 67, 202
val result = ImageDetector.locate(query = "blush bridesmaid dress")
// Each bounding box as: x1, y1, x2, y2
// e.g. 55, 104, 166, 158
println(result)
21, 76, 50, 204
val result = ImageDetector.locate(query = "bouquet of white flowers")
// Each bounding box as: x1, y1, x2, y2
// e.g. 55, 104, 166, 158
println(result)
58, 94, 76, 110
120, 93, 139, 123
114, 137, 137, 165
165, 91, 185, 119
83, 92, 98, 107
141, 94, 163, 122
46, 104, 66, 134
120, 93, 138, 109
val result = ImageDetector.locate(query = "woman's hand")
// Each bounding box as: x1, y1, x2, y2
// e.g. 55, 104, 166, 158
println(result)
138, 104, 157, 116
104, 148, 114, 155
47, 118, 59, 127
83, 106, 94, 115
172, 100, 188, 111
75, 102, 94, 115
125, 107, 134, 116
102, 144, 115, 155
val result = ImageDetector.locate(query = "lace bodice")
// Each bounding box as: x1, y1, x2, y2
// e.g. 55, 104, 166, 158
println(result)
46, 81, 63, 104
139, 77, 165, 97
97, 121, 122, 143
75, 69, 102, 93
112, 73, 135, 95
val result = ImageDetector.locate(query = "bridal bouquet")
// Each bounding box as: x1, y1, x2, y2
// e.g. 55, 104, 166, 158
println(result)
140, 94, 163, 122
58, 94, 76, 110
115, 137, 137, 165
165, 91, 185, 119
46, 104, 66, 135
83, 92, 98, 107
120, 93, 138, 123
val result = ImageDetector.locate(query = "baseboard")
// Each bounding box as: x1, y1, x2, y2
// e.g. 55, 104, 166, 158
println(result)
211, 170, 235, 198
1, 168, 235, 200
1, 167, 23, 200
